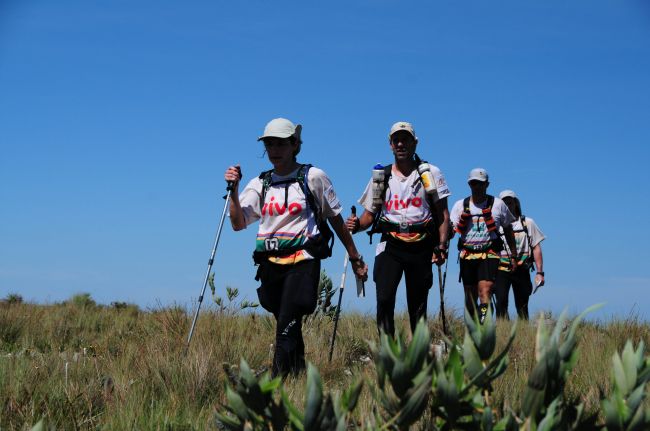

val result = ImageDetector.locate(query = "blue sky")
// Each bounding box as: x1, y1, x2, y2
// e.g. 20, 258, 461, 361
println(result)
2, 0, 649, 320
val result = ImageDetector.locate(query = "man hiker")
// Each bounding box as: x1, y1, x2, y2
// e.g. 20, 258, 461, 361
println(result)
224, 118, 368, 377
494, 190, 546, 320
450, 168, 517, 324
346, 121, 451, 337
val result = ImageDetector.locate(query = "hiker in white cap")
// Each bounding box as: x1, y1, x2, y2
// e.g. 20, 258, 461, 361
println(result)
494, 190, 545, 320
450, 168, 517, 324
346, 121, 451, 337
224, 118, 368, 377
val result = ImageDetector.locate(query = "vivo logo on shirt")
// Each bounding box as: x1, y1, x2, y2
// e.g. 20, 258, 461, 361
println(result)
261, 196, 304, 217
385, 194, 424, 211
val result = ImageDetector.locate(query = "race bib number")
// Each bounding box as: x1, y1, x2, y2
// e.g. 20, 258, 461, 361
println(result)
264, 238, 279, 251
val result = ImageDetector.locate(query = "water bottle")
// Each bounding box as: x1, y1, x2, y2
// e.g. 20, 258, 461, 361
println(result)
417, 162, 435, 194
371, 164, 385, 208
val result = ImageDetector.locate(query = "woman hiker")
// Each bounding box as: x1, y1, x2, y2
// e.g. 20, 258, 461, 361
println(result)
224, 118, 368, 377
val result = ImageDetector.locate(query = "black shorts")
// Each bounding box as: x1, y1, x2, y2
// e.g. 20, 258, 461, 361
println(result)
255, 259, 320, 316
460, 258, 499, 285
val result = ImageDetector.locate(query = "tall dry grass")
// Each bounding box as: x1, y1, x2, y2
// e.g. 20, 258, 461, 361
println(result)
1, 294, 648, 429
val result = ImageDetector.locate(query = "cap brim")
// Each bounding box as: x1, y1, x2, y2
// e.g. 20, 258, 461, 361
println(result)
389, 130, 415, 138
257, 132, 293, 141
257, 124, 301, 141
467, 177, 487, 183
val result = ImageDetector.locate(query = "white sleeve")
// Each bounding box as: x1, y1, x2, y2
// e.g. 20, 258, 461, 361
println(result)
236, 178, 263, 227
526, 217, 546, 247
493, 198, 515, 227
428, 164, 452, 203
449, 200, 463, 226
358, 178, 376, 214
307, 167, 342, 218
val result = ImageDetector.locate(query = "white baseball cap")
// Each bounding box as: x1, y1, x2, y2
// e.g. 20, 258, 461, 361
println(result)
257, 118, 302, 141
389, 121, 416, 138
499, 190, 517, 199
468, 168, 489, 183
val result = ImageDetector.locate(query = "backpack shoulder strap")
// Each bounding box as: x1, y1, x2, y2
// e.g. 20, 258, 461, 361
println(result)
259, 169, 274, 208
486, 195, 495, 208
297, 164, 320, 218
463, 196, 471, 213
520, 215, 533, 246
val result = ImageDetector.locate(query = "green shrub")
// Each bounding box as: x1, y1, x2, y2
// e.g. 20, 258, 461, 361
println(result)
214, 305, 650, 430
69, 293, 97, 308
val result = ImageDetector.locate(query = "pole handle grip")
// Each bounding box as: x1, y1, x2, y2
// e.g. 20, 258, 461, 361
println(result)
225, 166, 242, 192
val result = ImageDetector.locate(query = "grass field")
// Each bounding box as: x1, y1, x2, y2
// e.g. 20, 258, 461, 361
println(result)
1, 291, 649, 430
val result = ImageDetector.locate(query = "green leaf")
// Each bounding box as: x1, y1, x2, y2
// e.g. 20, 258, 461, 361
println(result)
395, 379, 430, 428
30, 420, 45, 431
612, 352, 630, 395
627, 401, 650, 431
626, 385, 646, 413
214, 412, 242, 430
341, 379, 363, 412
226, 386, 251, 422
463, 333, 483, 380
282, 389, 304, 430
303, 364, 324, 431
621, 341, 639, 391
534, 313, 549, 362
405, 319, 430, 370
603, 397, 624, 430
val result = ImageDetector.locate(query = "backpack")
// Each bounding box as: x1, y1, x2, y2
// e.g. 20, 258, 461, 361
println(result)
252, 164, 334, 264
455, 195, 503, 253
513, 215, 535, 271
366, 154, 440, 244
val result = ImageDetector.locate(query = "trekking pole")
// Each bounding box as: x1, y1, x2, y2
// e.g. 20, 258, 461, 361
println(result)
438, 267, 449, 336
186, 179, 235, 353
328, 206, 356, 362
438, 245, 449, 336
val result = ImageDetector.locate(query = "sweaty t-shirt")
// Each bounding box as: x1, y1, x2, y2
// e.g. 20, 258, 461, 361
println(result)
236, 166, 341, 264
450, 196, 514, 260
358, 163, 451, 243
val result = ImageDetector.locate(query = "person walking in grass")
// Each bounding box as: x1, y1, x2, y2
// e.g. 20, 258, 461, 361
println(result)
450, 168, 517, 324
224, 118, 368, 377
346, 121, 451, 337
494, 189, 546, 320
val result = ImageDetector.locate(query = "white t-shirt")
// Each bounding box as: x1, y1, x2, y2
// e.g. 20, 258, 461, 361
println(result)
498, 216, 545, 266
358, 163, 451, 242
450, 196, 514, 253
237, 166, 341, 263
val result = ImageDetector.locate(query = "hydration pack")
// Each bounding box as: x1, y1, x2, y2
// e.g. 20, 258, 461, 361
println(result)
456, 195, 503, 253
513, 215, 535, 270
253, 164, 334, 264
366, 154, 439, 244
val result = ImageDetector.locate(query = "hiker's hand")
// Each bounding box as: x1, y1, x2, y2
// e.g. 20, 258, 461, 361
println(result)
509, 257, 518, 271
534, 273, 545, 289
351, 258, 368, 281
432, 245, 447, 266
224, 165, 242, 188
346, 214, 360, 233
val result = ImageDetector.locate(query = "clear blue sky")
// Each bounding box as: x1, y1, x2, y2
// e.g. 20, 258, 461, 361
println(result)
2, 0, 649, 320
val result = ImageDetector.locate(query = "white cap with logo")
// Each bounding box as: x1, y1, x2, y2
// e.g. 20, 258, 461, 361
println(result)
468, 168, 489, 183
258, 118, 302, 141
499, 190, 517, 199
389, 121, 416, 138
